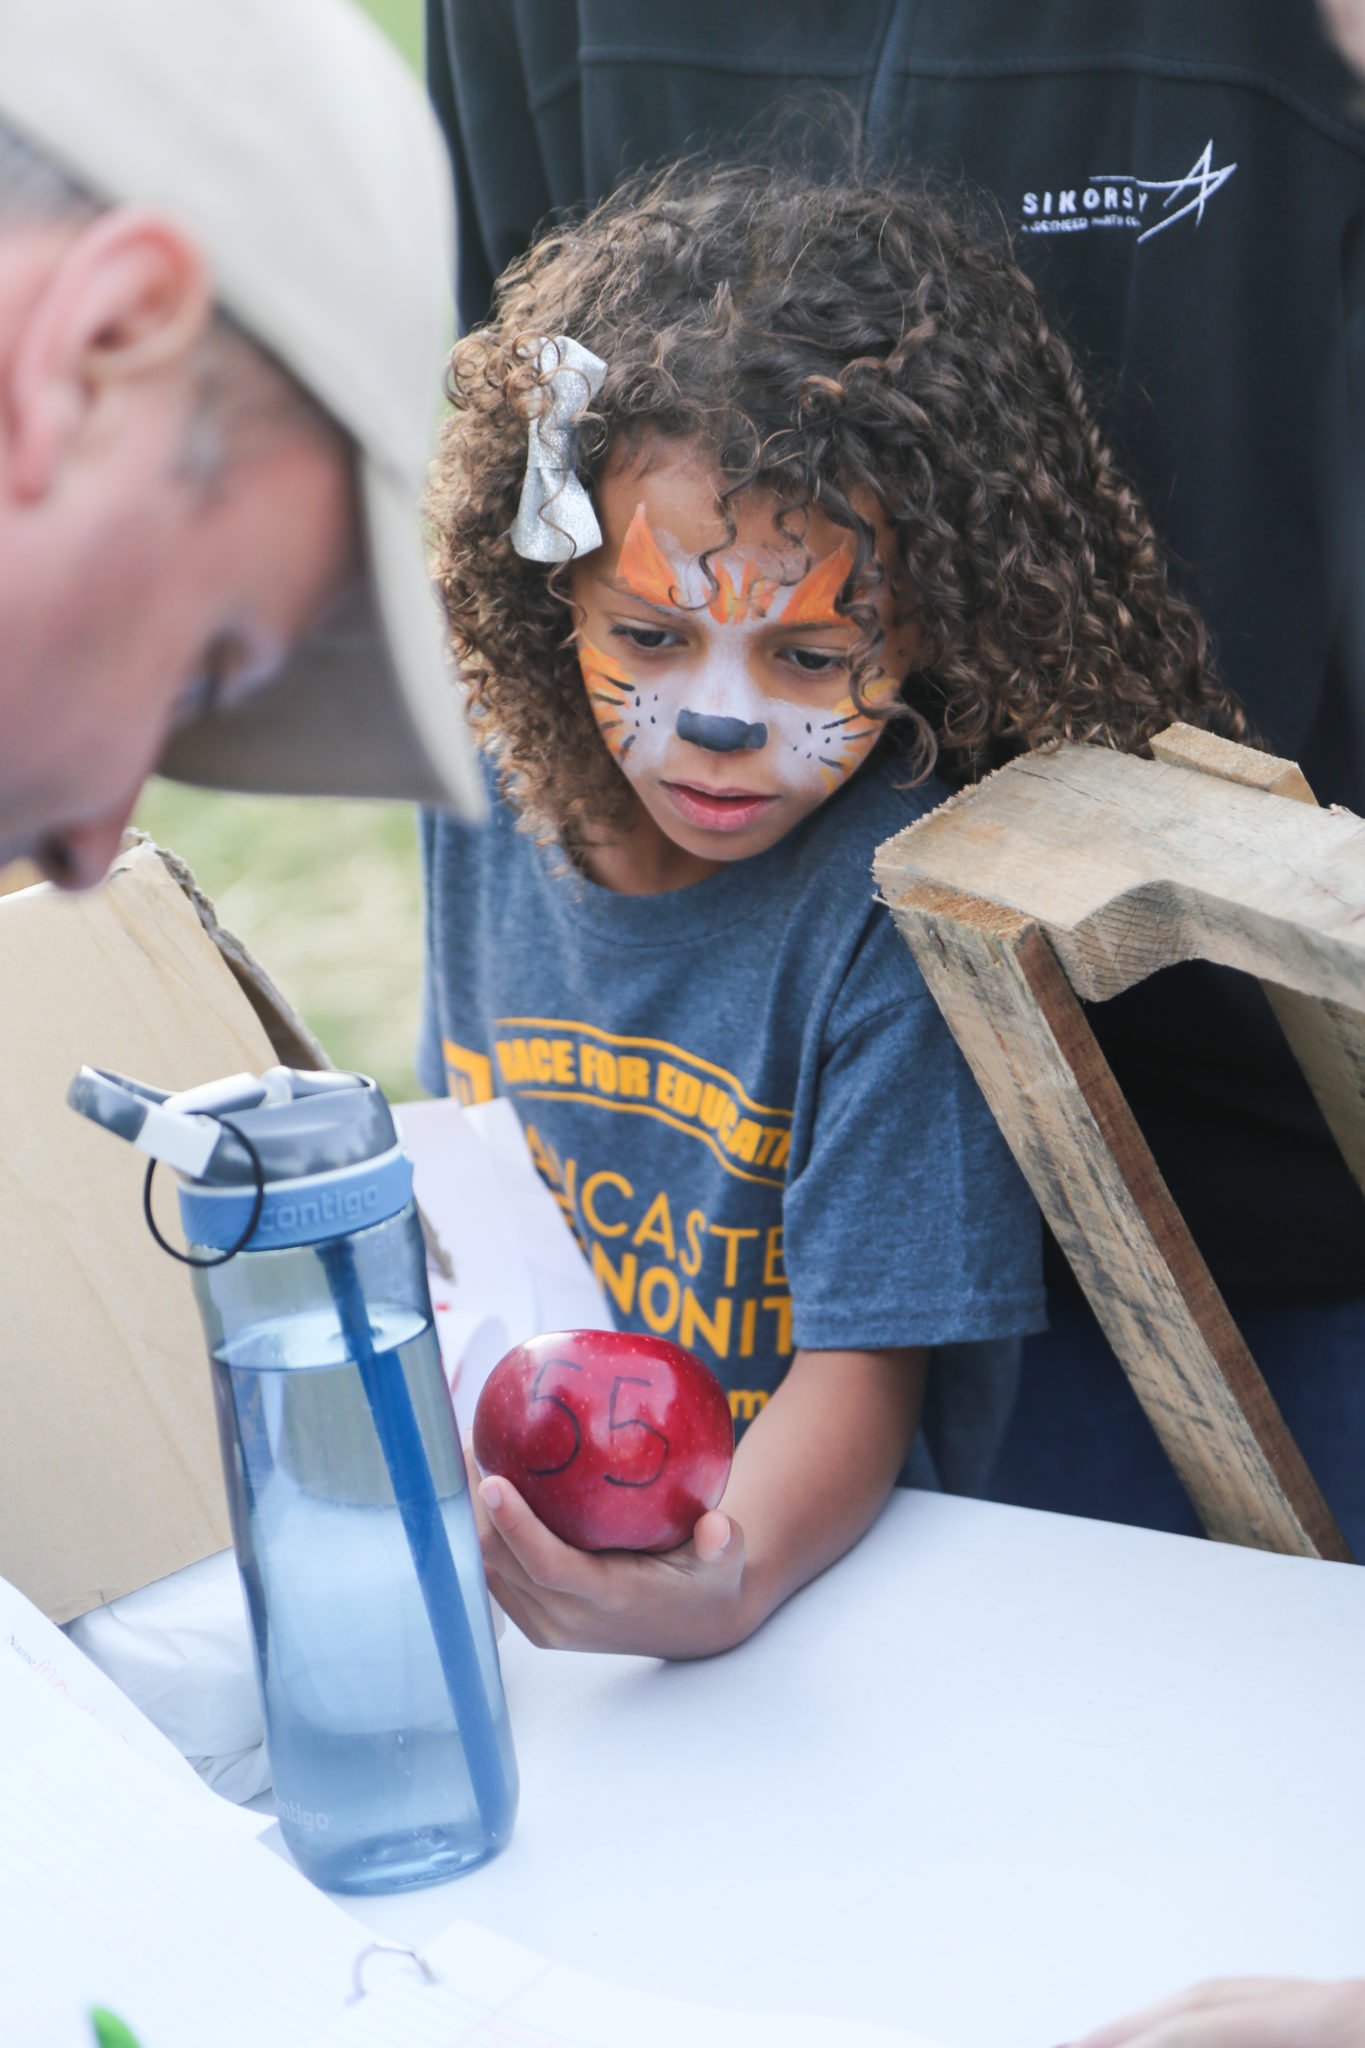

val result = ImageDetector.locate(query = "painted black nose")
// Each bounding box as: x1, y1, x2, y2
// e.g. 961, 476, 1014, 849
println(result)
676, 708, 768, 753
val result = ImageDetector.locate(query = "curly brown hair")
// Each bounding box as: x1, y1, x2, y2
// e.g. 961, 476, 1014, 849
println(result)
429, 160, 1245, 851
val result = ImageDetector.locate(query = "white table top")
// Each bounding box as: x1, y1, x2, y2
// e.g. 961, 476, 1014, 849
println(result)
298, 1492, 1365, 2047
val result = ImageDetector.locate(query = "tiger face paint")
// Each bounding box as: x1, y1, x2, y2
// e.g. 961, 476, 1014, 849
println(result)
568, 439, 918, 884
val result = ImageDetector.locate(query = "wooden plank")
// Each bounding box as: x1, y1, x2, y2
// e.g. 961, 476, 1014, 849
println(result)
888, 745, 1365, 1011
875, 874, 1349, 1561
1149, 721, 1318, 803
1260, 983, 1365, 1197
1148, 723, 1365, 1197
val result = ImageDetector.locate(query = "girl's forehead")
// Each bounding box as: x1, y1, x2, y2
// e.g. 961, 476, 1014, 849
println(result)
593, 438, 858, 567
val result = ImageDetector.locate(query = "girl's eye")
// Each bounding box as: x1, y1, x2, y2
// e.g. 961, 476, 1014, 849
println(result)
610, 623, 681, 652
783, 646, 848, 676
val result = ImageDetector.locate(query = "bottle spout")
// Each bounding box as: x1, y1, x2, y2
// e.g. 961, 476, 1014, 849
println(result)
67, 1065, 226, 1178
161, 1071, 279, 1119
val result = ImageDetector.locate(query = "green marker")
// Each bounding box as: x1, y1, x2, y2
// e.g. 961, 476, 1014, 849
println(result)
89, 2009, 144, 2048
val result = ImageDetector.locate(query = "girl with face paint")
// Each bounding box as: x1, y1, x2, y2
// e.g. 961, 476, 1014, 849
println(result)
567, 451, 919, 890
421, 164, 1245, 1659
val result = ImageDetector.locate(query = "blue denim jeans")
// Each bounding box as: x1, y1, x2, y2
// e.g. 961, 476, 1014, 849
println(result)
988, 1292, 1365, 1557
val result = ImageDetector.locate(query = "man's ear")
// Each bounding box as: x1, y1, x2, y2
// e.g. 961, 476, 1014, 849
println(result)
7, 209, 212, 502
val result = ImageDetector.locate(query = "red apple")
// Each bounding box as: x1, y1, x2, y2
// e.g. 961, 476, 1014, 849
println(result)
472, 1330, 734, 1553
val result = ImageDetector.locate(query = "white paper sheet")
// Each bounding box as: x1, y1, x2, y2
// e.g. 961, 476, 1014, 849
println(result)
462, 1098, 614, 1337
395, 1097, 611, 1432
309, 1919, 953, 2048
2, 1570, 205, 1797
0, 1640, 364, 2048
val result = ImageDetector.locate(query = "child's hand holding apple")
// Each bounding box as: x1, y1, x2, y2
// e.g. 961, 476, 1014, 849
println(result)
469, 1331, 745, 1657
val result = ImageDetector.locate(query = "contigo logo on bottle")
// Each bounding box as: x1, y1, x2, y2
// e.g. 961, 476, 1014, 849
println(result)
272, 1182, 384, 1235
278, 1795, 332, 1833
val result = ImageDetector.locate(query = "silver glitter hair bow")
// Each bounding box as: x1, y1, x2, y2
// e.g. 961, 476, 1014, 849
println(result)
509, 334, 607, 562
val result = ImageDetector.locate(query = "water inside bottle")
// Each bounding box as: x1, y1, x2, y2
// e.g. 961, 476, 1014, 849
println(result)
211, 1305, 517, 1893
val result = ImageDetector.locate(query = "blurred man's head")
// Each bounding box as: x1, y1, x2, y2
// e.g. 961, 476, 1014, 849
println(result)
0, 126, 357, 886
0, 0, 480, 890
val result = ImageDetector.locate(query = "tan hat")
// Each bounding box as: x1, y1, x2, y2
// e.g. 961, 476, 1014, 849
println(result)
0, 0, 483, 817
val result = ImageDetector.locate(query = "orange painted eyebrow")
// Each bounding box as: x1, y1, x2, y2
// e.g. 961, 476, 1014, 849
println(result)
600, 576, 682, 616
615, 502, 679, 607
598, 578, 849, 632
781, 536, 856, 624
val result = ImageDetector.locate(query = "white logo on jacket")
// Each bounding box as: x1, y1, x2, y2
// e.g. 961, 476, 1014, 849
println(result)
1021, 140, 1236, 245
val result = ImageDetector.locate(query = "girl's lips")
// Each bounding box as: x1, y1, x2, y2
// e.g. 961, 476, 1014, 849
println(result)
661, 781, 779, 833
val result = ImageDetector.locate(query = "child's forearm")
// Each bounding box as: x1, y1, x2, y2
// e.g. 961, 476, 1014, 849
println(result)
720, 1344, 928, 1645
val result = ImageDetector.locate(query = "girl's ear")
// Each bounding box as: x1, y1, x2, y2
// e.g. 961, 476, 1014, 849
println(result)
7, 209, 212, 502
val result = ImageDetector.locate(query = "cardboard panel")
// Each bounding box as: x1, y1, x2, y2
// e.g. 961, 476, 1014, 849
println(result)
0, 859, 42, 898
0, 843, 289, 1619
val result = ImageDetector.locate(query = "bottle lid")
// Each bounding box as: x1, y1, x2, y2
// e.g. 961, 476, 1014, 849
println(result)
68, 1065, 414, 1254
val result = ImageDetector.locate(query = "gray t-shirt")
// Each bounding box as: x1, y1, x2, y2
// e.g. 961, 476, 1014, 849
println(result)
418, 751, 1044, 1472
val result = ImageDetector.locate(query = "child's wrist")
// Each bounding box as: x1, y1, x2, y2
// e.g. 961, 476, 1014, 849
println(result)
663, 1544, 762, 1661
722, 1549, 781, 1653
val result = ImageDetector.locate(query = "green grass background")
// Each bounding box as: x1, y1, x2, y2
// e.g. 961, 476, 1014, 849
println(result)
358, 0, 422, 69
135, 0, 430, 1103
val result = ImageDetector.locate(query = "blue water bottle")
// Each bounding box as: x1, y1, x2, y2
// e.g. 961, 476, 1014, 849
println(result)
68, 1063, 518, 1894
